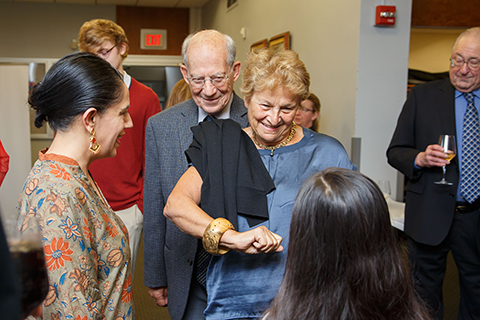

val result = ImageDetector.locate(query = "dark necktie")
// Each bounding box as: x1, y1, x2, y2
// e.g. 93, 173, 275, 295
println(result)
203, 115, 215, 122
195, 242, 210, 288
461, 92, 480, 203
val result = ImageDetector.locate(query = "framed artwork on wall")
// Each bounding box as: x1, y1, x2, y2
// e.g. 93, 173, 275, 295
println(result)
269, 32, 291, 51
250, 39, 268, 53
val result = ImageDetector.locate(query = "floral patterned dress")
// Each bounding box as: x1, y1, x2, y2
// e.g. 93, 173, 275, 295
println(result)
17, 151, 133, 320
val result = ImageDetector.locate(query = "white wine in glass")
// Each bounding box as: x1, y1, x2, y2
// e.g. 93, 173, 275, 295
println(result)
434, 135, 456, 185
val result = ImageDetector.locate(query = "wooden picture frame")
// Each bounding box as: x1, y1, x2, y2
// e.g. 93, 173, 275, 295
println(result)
250, 39, 268, 53
269, 32, 291, 51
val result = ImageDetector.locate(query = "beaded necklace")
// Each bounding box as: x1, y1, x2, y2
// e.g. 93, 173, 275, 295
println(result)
251, 121, 297, 156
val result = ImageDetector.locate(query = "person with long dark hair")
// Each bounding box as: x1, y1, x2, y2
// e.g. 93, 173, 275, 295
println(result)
263, 168, 430, 320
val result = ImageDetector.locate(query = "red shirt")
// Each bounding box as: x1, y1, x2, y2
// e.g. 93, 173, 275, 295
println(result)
89, 77, 161, 212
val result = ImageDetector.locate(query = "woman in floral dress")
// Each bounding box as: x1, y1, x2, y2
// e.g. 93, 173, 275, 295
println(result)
17, 52, 134, 320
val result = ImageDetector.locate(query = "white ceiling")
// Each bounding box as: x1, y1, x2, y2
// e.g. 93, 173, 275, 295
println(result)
0, 0, 210, 7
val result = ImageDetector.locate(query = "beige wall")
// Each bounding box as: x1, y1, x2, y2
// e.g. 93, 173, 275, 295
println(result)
0, 65, 31, 220
409, 28, 465, 73
0, 0, 426, 199
0, 2, 115, 59
202, 0, 361, 153
201, 0, 413, 199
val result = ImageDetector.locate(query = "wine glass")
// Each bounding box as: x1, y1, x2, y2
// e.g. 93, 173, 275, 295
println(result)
4, 216, 48, 319
434, 135, 456, 185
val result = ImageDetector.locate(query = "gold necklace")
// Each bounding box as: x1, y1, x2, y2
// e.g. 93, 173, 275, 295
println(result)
251, 121, 297, 156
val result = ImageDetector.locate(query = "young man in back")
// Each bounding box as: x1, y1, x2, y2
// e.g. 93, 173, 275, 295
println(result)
78, 19, 161, 273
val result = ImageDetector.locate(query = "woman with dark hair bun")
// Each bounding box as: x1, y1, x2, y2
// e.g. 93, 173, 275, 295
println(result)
263, 168, 430, 320
17, 52, 134, 319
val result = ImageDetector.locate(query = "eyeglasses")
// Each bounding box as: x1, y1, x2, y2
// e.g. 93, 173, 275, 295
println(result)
187, 75, 229, 89
450, 57, 480, 71
298, 106, 314, 113
96, 44, 117, 58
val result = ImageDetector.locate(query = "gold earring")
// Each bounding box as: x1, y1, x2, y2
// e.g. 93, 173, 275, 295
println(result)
89, 128, 101, 154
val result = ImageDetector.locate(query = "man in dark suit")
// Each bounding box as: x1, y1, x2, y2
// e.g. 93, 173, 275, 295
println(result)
388, 27, 480, 319
143, 30, 249, 320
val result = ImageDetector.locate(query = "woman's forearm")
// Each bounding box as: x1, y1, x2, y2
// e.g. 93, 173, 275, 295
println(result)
164, 167, 283, 254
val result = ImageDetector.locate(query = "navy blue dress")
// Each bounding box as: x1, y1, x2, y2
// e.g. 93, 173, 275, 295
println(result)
205, 128, 355, 320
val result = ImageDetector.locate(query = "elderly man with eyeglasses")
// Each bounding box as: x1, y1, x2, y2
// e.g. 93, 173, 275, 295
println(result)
143, 30, 248, 320
388, 27, 480, 319
77, 19, 161, 276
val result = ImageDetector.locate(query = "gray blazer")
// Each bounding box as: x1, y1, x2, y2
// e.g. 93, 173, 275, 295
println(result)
143, 93, 249, 320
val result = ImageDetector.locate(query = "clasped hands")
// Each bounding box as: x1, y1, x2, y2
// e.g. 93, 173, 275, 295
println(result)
221, 225, 283, 255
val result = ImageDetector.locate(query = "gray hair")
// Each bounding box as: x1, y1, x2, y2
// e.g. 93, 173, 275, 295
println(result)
452, 27, 480, 53
181, 30, 236, 71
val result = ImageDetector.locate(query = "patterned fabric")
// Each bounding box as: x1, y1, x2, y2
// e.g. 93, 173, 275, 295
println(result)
17, 151, 133, 320
461, 93, 480, 203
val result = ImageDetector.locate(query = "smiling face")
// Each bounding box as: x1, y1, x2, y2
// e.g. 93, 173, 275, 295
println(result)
181, 34, 240, 116
246, 87, 299, 147
295, 99, 319, 129
449, 33, 480, 93
94, 84, 132, 158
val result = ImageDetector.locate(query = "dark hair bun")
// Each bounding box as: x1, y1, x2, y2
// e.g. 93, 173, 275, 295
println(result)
27, 52, 124, 131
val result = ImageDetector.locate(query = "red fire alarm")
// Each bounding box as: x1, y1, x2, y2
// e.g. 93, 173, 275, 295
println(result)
375, 5, 396, 26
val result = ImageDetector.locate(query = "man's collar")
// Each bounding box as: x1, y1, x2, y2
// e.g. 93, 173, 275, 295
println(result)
197, 94, 233, 123
123, 71, 132, 89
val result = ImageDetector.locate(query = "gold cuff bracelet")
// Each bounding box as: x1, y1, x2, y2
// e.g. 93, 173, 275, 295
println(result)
202, 218, 234, 255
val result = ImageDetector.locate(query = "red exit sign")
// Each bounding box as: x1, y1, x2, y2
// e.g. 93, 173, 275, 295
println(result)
146, 34, 162, 46
141, 29, 167, 50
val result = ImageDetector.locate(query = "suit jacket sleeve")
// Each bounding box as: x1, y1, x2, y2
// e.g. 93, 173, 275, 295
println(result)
136, 85, 162, 212
143, 118, 167, 288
